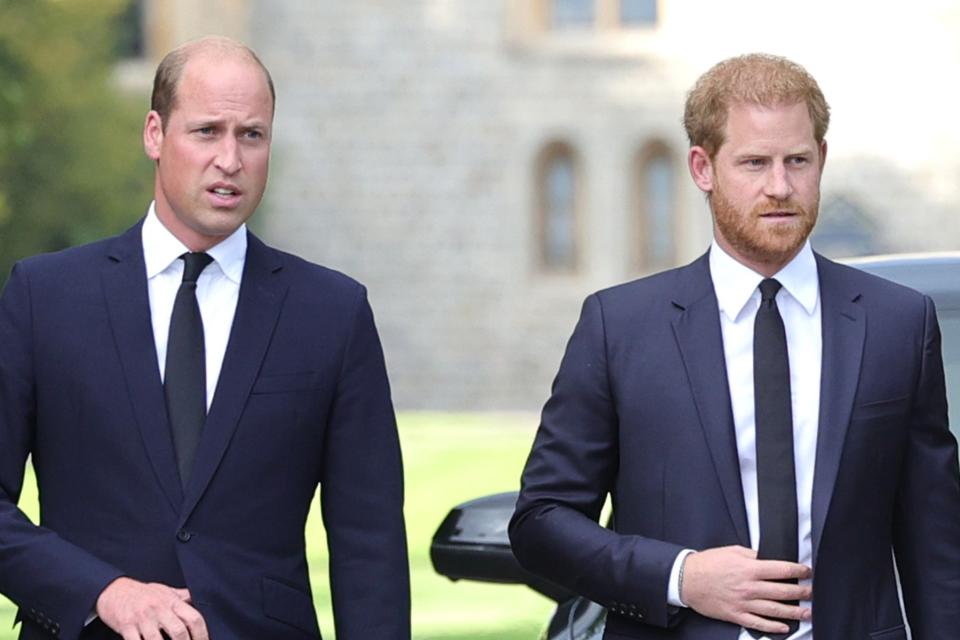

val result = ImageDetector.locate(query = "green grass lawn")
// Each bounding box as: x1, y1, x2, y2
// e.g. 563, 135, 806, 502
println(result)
0, 413, 555, 639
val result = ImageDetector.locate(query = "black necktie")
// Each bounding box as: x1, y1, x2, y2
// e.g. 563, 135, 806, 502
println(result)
749, 278, 799, 640
164, 252, 213, 486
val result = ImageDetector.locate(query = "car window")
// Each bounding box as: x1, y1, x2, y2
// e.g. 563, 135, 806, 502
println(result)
939, 309, 960, 439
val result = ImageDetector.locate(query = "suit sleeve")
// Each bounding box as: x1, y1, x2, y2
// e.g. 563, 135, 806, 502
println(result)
320, 285, 410, 640
509, 293, 684, 628
0, 263, 124, 639
893, 295, 960, 635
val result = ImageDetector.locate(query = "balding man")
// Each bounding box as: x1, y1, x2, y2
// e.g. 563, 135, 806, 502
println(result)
0, 37, 410, 640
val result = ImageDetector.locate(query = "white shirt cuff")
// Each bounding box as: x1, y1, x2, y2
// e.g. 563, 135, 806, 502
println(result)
667, 549, 696, 607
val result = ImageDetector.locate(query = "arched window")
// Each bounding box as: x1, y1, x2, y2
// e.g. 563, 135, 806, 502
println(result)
536, 0, 660, 30
550, 0, 595, 28
619, 0, 658, 25
633, 141, 676, 272
535, 142, 580, 272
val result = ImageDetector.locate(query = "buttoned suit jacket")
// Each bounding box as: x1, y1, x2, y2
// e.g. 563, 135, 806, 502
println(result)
0, 221, 410, 639
509, 251, 960, 639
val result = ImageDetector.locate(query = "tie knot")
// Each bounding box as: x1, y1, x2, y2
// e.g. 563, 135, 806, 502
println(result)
180, 252, 213, 284
759, 278, 782, 303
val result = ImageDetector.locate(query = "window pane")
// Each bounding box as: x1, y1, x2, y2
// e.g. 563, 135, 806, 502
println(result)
644, 154, 674, 268
544, 154, 577, 269
939, 312, 960, 437
620, 0, 658, 25
551, 0, 595, 28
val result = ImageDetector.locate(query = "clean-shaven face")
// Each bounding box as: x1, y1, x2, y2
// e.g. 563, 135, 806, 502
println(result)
144, 51, 273, 251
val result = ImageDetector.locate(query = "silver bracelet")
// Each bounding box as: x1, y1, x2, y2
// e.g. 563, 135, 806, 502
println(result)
678, 552, 692, 606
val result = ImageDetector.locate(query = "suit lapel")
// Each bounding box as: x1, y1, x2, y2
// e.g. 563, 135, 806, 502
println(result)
811, 255, 864, 564
180, 232, 287, 522
671, 253, 751, 546
101, 222, 184, 512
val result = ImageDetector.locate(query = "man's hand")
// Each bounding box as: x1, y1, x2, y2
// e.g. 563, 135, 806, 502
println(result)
95, 577, 209, 640
681, 545, 812, 636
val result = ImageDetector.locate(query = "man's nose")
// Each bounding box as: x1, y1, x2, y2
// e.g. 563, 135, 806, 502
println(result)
214, 138, 242, 175
763, 163, 793, 201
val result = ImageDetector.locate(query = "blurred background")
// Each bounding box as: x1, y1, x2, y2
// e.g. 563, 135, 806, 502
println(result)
1, 0, 959, 637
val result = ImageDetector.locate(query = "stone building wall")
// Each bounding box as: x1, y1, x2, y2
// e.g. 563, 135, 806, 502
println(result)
127, 0, 960, 409
254, 1, 706, 410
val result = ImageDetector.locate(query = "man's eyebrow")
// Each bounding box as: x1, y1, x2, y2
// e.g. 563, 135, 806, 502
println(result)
732, 146, 816, 158
184, 117, 269, 130
185, 117, 224, 127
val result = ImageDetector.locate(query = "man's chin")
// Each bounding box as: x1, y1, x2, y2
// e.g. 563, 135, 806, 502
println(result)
200, 208, 251, 231
746, 237, 809, 266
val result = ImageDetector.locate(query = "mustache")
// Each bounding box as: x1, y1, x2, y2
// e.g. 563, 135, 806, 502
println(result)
752, 200, 808, 216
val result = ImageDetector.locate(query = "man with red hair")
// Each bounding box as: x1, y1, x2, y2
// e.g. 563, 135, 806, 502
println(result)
511, 53, 960, 639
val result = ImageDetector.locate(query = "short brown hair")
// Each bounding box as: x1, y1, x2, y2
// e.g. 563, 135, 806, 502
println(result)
683, 53, 830, 158
150, 36, 276, 130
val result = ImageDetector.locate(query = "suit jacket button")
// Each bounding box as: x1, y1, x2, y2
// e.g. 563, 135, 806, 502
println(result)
176, 530, 192, 542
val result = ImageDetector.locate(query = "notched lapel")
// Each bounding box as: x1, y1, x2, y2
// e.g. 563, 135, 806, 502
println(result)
671, 256, 751, 546
811, 257, 865, 564
101, 223, 184, 512
180, 234, 288, 522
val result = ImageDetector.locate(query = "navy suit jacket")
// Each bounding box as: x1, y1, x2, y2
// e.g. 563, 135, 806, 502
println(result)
0, 222, 410, 639
510, 252, 960, 640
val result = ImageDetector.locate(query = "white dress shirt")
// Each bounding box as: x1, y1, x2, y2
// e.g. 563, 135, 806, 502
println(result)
85, 204, 247, 626
142, 202, 247, 407
667, 241, 821, 640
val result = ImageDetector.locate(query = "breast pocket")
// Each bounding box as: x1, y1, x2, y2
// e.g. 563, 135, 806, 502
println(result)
849, 395, 911, 423
251, 371, 318, 395
846, 395, 911, 475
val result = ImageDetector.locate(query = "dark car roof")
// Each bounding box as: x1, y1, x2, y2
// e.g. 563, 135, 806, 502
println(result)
843, 252, 960, 310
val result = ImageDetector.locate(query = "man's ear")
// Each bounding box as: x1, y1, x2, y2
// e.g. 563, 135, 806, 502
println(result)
143, 111, 164, 161
688, 146, 715, 194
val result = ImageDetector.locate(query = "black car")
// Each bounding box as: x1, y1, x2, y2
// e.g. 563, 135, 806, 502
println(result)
431, 253, 960, 640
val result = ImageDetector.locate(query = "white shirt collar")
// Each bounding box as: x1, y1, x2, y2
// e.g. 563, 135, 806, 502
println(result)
709, 239, 819, 322
142, 201, 247, 283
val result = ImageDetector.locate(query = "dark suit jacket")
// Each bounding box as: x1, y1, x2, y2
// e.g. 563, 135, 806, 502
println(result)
509, 252, 960, 640
0, 222, 410, 639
